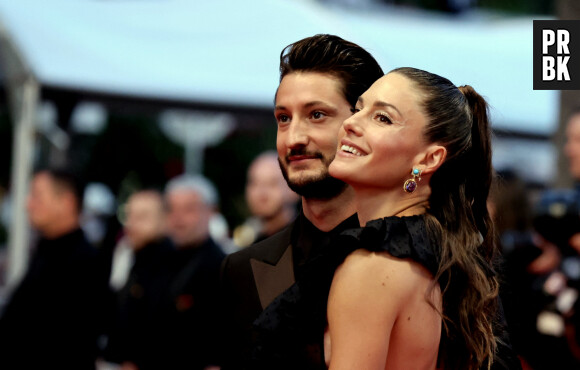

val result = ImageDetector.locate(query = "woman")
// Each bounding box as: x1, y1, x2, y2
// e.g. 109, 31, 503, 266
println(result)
326, 67, 499, 369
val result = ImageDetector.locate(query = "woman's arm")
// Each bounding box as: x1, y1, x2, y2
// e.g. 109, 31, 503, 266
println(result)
326, 249, 423, 370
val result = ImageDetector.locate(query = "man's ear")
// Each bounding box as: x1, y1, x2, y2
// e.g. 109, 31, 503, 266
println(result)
418, 144, 446, 175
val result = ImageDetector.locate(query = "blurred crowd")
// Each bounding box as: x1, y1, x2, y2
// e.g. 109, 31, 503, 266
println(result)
493, 108, 580, 370
2, 109, 580, 369
0, 150, 299, 370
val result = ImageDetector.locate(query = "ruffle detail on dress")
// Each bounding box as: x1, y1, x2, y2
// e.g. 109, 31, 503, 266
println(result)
340, 215, 439, 275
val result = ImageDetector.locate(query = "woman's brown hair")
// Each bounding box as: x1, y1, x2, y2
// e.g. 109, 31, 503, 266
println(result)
391, 67, 500, 369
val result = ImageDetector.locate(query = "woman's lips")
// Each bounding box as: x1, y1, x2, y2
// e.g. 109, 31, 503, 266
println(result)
339, 140, 367, 156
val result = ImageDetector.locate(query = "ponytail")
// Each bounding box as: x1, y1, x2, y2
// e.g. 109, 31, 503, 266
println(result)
457, 85, 494, 251
392, 68, 499, 369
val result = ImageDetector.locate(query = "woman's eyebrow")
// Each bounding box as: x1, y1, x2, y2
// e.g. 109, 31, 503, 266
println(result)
372, 100, 403, 118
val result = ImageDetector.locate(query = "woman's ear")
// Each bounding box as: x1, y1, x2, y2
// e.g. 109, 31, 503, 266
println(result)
418, 145, 446, 175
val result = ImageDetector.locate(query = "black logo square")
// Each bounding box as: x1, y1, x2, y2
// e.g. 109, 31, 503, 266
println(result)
534, 20, 580, 90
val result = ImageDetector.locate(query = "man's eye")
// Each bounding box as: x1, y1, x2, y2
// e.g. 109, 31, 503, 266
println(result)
277, 114, 290, 123
311, 111, 325, 120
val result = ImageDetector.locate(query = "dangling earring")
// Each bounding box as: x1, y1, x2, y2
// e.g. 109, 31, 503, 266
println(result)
403, 167, 422, 193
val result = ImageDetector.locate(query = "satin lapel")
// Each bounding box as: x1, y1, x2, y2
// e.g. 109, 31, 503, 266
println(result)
250, 244, 295, 310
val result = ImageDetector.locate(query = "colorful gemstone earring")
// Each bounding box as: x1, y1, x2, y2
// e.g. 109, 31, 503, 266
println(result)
403, 167, 422, 193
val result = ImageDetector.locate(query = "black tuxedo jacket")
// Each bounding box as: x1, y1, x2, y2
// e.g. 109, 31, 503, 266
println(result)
220, 211, 359, 369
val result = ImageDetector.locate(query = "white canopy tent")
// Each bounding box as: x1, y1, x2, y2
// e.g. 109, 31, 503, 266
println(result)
0, 0, 557, 286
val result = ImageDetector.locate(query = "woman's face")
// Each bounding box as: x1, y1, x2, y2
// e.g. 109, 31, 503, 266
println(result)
329, 72, 432, 191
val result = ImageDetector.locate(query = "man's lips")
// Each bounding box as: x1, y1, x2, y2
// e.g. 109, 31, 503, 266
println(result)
287, 154, 319, 162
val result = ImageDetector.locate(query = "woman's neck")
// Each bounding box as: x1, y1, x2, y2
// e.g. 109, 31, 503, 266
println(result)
355, 186, 430, 226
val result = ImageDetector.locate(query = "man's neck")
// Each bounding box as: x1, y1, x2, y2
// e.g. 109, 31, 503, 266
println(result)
41, 217, 79, 240
301, 186, 357, 232
177, 234, 209, 250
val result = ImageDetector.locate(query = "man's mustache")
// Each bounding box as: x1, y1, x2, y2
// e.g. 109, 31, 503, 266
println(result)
284, 148, 324, 162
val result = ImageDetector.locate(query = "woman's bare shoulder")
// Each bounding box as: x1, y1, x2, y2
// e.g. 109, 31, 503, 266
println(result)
333, 249, 436, 298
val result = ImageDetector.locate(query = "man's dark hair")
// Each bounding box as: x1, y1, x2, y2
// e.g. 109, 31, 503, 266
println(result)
279, 34, 384, 107
36, 167, 86, 213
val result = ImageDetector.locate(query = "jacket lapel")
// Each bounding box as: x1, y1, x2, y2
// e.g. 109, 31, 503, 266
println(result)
250, 244, 295, 310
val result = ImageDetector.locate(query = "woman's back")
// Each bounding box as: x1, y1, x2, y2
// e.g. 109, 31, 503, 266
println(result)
325, 248, 441, 370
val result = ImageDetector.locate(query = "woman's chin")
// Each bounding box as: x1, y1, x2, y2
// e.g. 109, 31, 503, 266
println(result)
328, 160, 352, 183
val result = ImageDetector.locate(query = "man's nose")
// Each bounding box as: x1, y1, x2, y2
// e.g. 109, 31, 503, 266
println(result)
286, 120, 309, 148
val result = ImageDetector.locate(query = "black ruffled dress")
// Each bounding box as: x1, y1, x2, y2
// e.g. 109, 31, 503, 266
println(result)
249, 215, 439, 370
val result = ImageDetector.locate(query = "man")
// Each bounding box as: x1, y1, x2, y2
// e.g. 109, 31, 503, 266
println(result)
234, 150, 298, 247
159, 174, 225, 370
220, 34, 384, 369
0, 169, 106, 369
104, 189, 174, 368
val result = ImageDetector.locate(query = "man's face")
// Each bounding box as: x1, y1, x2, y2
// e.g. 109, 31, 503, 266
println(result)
565, 114, 580, 180
26, 172, 65, 233
165, 189, 212, 248
274, 71, 352, 198
124, 192, 166, 250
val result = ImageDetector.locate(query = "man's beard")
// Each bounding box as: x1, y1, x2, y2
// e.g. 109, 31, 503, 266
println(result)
278, 150, 347, 200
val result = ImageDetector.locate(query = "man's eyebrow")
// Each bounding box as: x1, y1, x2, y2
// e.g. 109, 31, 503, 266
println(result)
274, 101, 335, 111
304, 101, 333, 109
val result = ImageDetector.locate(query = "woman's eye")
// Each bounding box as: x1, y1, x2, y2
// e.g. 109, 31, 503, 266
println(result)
376, 113, 392, 124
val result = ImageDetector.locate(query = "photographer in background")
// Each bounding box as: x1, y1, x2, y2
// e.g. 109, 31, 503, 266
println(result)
506, 108, 580, 369
490, 170, 574, 369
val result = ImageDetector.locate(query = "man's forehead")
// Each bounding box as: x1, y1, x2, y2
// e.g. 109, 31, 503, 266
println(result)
167, 189, 203, 203
130, 192, 163, 207
275, 71, 346, 106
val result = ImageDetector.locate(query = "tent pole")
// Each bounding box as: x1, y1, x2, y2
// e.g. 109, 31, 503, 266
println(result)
6, 77, 39, 290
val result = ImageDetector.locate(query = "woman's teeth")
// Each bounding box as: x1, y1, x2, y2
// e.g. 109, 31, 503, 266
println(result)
341, 145, 364, 156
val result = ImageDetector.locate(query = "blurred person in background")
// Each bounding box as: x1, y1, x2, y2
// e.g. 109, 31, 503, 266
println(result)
565, 108, 580, 185
103, 189, 173, 369
500, 107, 580, 369
559, 107, 580, 365
233, 150, 299, 248
0, 168, 106, 369
490, 170, 579, 369
157, 174, 225, 370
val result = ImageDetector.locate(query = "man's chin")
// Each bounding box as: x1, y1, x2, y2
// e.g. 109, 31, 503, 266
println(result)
279, 157, 346, 199
286, 175, 347, 200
